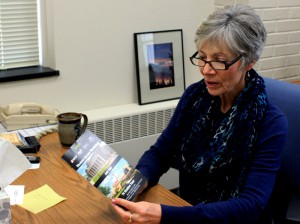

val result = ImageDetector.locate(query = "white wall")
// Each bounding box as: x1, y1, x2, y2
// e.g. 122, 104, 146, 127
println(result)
0, 0, 213, 112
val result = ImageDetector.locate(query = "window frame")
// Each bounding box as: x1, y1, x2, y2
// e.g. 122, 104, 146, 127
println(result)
0, 66, 59, 83
0, 0, 59, 83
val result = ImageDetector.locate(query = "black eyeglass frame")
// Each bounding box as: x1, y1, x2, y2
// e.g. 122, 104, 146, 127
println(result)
189, 51, 244, 70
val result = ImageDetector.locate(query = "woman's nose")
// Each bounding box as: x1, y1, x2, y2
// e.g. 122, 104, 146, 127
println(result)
201, 62, 216, 75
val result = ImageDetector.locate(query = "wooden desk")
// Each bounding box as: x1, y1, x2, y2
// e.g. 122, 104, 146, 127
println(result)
291, 80, 300, 85
11, 132, 190, 223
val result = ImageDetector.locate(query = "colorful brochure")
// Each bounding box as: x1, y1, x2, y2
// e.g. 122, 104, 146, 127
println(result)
62, 130, 146, 201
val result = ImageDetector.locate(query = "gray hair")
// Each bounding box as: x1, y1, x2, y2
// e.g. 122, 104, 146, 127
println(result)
194, 4, 266, 69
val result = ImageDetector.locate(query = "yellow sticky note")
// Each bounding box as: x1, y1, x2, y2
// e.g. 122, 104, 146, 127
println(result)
19, 184, 66, 214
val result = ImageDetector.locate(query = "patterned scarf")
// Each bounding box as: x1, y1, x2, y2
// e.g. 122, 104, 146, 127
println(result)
178, 69, 267, 203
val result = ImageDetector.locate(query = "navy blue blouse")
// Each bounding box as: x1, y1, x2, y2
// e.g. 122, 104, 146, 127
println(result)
136, 80, 288, 224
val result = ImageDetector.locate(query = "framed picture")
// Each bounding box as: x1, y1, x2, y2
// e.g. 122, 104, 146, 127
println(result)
134, 29, 185, 105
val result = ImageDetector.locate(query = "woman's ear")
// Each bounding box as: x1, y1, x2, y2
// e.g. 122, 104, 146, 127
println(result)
245, 62, 256, 71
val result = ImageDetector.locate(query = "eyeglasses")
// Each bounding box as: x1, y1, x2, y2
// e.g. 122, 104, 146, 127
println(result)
189, 51, 243, 70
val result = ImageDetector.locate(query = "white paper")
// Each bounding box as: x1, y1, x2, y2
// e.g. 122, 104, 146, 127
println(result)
4, 185, 25, 205
0, 138, 31, 189
0, 123, 57, 137
29, 163, 40, 169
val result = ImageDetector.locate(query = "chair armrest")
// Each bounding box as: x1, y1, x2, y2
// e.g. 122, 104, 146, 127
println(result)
287, 192, 300, 222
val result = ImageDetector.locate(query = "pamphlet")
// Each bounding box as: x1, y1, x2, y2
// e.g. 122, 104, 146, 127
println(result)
62, 130, 146, 201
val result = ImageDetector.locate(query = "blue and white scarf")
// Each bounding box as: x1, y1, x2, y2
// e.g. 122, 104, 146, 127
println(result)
178, 69, 267, 202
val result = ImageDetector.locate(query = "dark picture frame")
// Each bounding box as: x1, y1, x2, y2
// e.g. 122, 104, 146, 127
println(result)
134, 29, 185, 105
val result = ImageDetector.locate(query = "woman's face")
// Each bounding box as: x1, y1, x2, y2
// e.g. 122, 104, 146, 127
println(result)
198, 43, 252, 101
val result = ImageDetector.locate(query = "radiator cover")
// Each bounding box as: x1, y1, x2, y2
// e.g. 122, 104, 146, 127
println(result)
87, 108, 175, 144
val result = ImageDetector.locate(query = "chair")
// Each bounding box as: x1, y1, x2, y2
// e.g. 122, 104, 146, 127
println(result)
264, 77, 300, 223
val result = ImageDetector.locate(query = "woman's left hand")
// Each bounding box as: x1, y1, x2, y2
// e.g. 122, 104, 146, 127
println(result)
112, 198, 162, 224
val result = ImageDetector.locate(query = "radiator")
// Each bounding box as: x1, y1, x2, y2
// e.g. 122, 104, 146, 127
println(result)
82, 100, 179, 189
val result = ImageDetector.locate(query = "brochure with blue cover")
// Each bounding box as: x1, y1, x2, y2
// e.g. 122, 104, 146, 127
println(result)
62, 129, 146, 201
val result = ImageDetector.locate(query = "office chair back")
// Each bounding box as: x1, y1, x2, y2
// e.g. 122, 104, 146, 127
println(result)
264, 77, 300, 223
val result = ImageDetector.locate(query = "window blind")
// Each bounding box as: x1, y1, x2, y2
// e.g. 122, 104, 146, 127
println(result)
0, 0, 40, 70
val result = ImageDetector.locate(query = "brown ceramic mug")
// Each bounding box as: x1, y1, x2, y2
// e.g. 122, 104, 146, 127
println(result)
57, 112, 88, 146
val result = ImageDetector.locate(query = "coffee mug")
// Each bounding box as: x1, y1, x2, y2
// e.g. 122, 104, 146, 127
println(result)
57, 112, 88, 146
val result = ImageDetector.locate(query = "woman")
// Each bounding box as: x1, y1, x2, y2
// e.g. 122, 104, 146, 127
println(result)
112, 4, 288, 224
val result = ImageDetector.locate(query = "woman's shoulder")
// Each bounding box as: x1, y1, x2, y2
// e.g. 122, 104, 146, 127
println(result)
180, 80, 206, 101
185, 80, 203, 92
261, 99, 288, 134
265, 99, 288, 122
